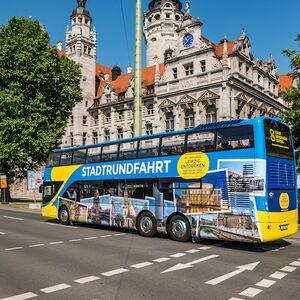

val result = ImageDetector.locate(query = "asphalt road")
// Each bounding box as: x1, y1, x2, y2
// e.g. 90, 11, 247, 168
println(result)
0, 208, 299, 300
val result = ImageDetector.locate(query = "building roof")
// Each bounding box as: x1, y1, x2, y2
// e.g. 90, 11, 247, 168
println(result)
214, 40, 236, 58
95, 63, 166, 99
278, 73, 294, 91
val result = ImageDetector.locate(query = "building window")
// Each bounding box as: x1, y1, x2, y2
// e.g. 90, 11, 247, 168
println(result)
117, 128, 123, 140
184, 109, 195, 129
83, 116, 87, 125
147, 104, 154, 115
70, 115, 74, 125
130, 125, 134, 137
94, 115, 99, 125
166, 13, 170, 18
104, 129, 110, 142
166, 112, 174, 132
106, 94, 111, 103
246, 65, 250, 76
118, 111, 124, 121
200, 60, 206, 73
184, 63, 194, 76
88, 47, 91, 55
105, 112, 111, 123
118, 93, 125, 102
155, 14, 160, 20
206, 105, 217, 124
82, 132, 87, 145
239, 61, 243, 72
147, 85, 155, 95
92, 131, 98, 144
146, 123, 153, 135
173, 68, 178, 79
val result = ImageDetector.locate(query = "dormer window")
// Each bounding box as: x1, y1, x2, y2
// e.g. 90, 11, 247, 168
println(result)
184, 63, 194, 76
166, 13, 170, 19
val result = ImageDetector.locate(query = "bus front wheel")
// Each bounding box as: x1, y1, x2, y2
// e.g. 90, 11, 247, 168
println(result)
136, 212, 157, 237
59, 206, 70, 225
169, 215, 191, 242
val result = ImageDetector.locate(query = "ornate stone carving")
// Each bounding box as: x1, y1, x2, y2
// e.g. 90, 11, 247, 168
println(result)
77, 0, 87, 8
159, 98, 176, 109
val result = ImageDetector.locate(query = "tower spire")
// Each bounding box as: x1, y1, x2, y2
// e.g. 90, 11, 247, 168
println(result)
77, 0, 87, 8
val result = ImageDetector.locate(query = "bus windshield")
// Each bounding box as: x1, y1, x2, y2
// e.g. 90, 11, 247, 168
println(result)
264, 119, 294, 160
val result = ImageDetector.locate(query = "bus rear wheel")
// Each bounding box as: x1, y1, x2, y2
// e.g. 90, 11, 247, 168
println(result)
59, 206, 70, 225
169, 215, 191, 242
137, 212, 157, 237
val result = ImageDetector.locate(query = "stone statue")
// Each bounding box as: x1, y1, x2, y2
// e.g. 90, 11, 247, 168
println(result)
77, 0, 87, 8
185, 1, 191, 15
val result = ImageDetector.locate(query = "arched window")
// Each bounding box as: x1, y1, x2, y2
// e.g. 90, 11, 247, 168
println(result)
105, 112, 111, 123
184, 109, 195, 129
166, 112, 174, 132
206, 105, 217, 124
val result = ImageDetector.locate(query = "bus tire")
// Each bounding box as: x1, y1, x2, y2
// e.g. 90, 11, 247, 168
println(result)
58, 206, 70, 225
136, 212, 157, 237
169, 215, 191, 242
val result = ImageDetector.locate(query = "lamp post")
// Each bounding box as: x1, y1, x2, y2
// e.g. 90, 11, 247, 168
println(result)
134, 0, 142, 137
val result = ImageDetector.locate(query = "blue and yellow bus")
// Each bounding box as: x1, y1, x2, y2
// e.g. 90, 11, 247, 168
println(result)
41, 117, 298, 243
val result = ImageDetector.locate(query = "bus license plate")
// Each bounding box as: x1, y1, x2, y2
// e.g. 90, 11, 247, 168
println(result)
279, 224, 288, 231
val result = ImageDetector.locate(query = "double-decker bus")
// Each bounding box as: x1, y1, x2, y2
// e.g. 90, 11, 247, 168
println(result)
41, 117, 298, 243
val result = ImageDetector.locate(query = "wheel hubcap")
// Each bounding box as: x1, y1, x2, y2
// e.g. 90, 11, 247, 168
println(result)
60, 209, 69, 223
171, 219, 187, 238
140, 216, 153, 234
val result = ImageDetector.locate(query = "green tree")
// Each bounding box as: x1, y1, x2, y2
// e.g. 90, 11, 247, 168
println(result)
0, 17, 82, 186
282, 35, 300, 169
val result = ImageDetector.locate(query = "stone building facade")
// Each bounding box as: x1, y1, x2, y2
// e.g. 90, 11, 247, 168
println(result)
62, 0, 292, 147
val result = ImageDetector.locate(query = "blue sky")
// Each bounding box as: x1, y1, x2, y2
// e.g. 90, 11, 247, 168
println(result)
1, 0, 299, 74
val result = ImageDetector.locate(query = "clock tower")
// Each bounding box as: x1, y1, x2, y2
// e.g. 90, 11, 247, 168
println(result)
144, 0, 183, 66
63, 0, 97, 147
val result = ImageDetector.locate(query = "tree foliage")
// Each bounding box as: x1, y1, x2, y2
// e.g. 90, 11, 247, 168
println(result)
282, 35, 300, 169
0, 17, 82, 182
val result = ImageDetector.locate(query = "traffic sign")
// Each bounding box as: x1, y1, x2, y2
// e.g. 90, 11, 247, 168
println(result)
27, 171, 43, 190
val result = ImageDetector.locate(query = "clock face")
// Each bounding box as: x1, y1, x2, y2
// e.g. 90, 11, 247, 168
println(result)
183, 33, 194, 48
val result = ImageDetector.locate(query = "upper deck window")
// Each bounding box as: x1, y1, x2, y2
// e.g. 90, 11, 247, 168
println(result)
47, 152, 61, 167
73, 149, 87, 165
86, 146, 102, 163
216, 126, 254, 151
161, 134, 186, 156
138, 138, 160, 158
119, 142, 137, 160
264, 120, 293, 160
187, 131, 215, 152
60, 151, 73, 166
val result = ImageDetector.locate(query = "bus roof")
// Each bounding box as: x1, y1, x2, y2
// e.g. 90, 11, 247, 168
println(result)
53, 116, 282, 153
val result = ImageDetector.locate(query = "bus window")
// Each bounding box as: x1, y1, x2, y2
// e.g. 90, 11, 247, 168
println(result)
47, 152, 61, 167
138, 138, 160, 158
216, 126, 254, 151
42, 181, 63, 203
102, 145, 118, 161
86, 146, 102, 163
63, 183, 78, 201
187, 131, 215, 152
73, 149, 87, 164
161, 134, 186, 156
119, 142, 137, 160
60, 151, 73, 166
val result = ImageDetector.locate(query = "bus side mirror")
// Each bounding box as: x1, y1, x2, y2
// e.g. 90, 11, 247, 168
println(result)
39, 185, 43, 194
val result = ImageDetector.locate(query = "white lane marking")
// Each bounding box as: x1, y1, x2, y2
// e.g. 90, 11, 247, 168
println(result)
161, 254, 219, 274
255, 279, 276, 288
198, 246, 212, 250
228, 298, 245, 300
170, 253, 186, 258
0, 292, 38, 300
29, 244, 45, 248
101, 268, 129, 277
74, 276, 100, 284
185, 249, 200, 254
49, 241, 64, 245
5, 247, 23, 251
69, 239, 82, 242
46, 223, 78, 229
205, 262, 260, 286
40, 283, 71, 294
290, 261, 300, 267
130, 262, 153, 269
114, 233, 126, 236
239, 287, 263, 298
152, 257, 171, 263
84, 237, 98, 240
281, 266, 297, 272
3, 216, 24, 221
0, 232, 6, 235
100, 235, 112, 238
269, 271, 287, 279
